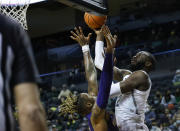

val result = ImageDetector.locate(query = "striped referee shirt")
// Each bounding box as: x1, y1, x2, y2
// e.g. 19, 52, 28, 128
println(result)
0, 14, 39, 131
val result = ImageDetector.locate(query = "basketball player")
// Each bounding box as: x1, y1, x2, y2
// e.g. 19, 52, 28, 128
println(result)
60, 26, 118, 131
94, 25, 156, 131
0, 14, 47, 131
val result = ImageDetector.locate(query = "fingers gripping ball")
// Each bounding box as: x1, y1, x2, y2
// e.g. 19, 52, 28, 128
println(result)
84, 12, 107, 29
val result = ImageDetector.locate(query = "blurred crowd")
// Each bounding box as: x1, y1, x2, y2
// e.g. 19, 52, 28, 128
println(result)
113, 20, 180, 50
32, 20, 180, 54
146, 77, 180, 131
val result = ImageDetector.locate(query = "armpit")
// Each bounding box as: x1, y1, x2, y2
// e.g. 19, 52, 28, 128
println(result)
113, 67, 132, 81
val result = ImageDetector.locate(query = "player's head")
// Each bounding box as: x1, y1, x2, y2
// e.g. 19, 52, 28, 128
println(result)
60, 92, 95, 118
77, 93, 95, 116
130, 51, 156, 72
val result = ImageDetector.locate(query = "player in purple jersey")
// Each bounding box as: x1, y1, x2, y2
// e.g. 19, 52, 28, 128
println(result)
60, 26, 118, 131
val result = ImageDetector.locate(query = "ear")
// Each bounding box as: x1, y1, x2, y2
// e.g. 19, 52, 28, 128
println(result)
145, 61, 152, 68
86, 102, 92, 108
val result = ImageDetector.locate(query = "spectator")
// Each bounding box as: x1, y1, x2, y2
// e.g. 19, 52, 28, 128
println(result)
167, 30, 180, 49
172, 69, 180, 86
160, 121, 172, 131
145, 106, 156, 126
58, 84, 71, 102
154, 91, 163, 105
150, 122, 161, 131
51, 86, 59, 97
161, 90, 176, 107
52, 124, 57, 131
164, 108, 172, 121
172, 109, 180, 130
175, 88, 180, 104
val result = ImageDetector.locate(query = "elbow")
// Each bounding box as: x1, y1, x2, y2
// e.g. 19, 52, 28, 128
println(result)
94, 58, 98, 67
87, 72, 98, 83
94, 59, 103, 71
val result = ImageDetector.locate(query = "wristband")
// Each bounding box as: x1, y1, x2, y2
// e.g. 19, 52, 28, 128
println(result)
82, 45, 90, 53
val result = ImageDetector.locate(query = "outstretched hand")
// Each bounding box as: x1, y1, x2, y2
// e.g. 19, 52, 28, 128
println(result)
70, 26, 92, 46
102, 25, 117, 53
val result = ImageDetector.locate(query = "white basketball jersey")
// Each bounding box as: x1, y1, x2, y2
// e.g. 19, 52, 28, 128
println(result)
115, 70, 152, 127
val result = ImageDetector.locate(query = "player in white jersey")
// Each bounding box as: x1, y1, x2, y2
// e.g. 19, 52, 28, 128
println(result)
94, 25, 156, 131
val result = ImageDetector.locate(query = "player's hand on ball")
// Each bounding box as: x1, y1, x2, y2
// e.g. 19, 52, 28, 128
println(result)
70, 26, 92, 46
102, 25, 117, 53
93, 28, 104, 41
93, 28, 103, 36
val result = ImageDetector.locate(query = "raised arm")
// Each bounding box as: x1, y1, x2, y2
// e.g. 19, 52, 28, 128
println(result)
94, 29, 131, 82
91, 25, 116, 130
83, 50, 98, 96
94, 29, 105, 71
70, 27, 98, 96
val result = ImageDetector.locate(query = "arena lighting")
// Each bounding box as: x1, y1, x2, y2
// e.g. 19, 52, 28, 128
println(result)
39, 49, 180, 77
0, 0, 46, 4
30, 0, 46, 4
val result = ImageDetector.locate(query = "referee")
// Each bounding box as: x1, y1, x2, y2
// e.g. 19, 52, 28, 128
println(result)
0, 14, 47, 131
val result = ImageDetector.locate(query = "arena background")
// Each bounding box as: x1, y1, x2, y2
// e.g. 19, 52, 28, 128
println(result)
13, 0, 180, 130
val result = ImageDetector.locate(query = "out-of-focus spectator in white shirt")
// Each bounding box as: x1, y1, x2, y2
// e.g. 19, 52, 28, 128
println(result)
58, 84, 71, 102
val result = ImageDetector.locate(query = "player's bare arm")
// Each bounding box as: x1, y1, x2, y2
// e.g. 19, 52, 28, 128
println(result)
120, 70, 149, 93
70, 26, 98, 96
92, 106, 108, 131
84, 51, 98, 96
14, 83, 48, 131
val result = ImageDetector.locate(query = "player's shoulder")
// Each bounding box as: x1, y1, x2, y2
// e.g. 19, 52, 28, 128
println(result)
132, 70, 149, 80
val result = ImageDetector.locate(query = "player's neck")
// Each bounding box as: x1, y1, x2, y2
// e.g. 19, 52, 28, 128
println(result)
142, 68, 151, 73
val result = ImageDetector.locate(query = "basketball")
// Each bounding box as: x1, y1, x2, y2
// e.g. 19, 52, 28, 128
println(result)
84, 12, 107, 29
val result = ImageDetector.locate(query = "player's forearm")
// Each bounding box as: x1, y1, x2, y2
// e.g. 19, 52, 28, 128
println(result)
94, 41, 104, 70
96, 33, 104, 41
97, 53, 113, 109
14, 83, 48, 131
83, 48, 97, 82
82, 45, 98, 95
18, 103, 47, 131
